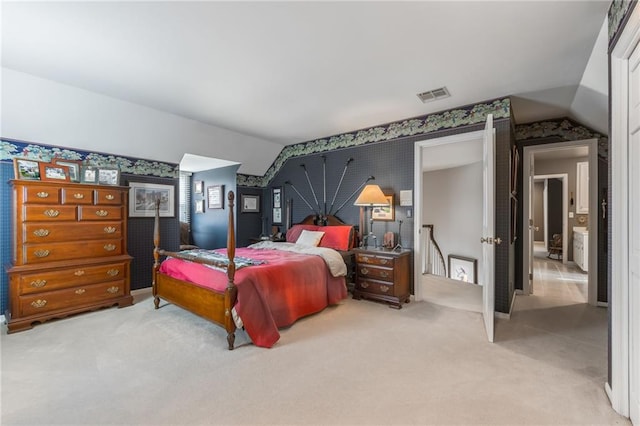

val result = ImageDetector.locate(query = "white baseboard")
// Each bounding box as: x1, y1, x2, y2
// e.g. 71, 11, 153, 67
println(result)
515, 289, 525, 295
605, 382, 613, 405
597, 301, 609, 308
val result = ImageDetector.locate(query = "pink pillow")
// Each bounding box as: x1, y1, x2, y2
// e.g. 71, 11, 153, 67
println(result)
286, 224, 320, 243
317, 225, 354, 251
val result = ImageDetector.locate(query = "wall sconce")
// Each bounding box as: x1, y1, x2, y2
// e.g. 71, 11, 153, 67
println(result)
354, 184, 388, 248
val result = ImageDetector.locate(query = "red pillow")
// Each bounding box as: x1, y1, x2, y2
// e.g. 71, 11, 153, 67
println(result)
317, 225, 354, 251
286, 224, 320, 243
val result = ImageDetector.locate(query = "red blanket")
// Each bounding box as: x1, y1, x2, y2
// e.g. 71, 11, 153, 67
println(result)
158, 247, 347, 347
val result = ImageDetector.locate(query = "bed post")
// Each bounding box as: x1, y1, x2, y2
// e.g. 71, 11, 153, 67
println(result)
225, 191, 238, 350
152, 198, 161, 309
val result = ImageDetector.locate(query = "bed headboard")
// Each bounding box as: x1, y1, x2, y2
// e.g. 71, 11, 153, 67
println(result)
288, 215, 358, 250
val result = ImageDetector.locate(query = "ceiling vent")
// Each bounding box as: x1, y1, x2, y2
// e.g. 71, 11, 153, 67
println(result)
417, 86, 450, 103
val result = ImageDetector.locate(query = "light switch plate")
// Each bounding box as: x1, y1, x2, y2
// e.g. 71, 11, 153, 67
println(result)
569, 211, 574, 218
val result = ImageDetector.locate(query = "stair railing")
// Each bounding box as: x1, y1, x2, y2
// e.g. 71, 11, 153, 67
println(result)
421, 224, 446, 277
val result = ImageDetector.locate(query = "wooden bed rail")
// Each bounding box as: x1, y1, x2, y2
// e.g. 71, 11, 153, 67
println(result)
152, 190, 238, 349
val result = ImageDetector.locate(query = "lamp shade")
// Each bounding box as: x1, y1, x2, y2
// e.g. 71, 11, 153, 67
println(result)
354, 184, 388, 206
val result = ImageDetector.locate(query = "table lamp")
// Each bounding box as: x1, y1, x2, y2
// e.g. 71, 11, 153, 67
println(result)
354, 184, 388, 248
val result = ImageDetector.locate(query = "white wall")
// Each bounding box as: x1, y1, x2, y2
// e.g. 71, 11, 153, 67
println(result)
1, 68, 284, 176
422, 161, 484, 284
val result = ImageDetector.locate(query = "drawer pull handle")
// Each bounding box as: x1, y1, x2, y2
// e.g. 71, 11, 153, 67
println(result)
75, 289, 86, 295
360, 282, 370, 289
379, 259, 389, 265
361, 256, 370, 263
73, 193, 85, 199
106, 286, 119, 294
30, 279, 47, 288
31, 299, 47, 308
74, 270, 85, 276
36, 192, 49, 198
33, 229, 50, 237
95, 210, 109, 217
105, 194, 115, 201
43, 209, 60, 217
103, 226, 117, 234
380, 285, 390, 293
34, 249, 50, 258
107, 269, 120, 277
380, 271, 389, 278
103, 244, 116, 251
360, 267, 369, 275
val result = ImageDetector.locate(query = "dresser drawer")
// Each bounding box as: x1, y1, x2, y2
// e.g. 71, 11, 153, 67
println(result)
23, 221, 123, 243
78, 206, 122, 221
95, 189, 123, 205
24, 205, 77, 221
356, 278, 395, 296
22, 185, 62, 204
23, 240, 124, 263
61, 187, 94, 205
356, 253, 395, 267
358, 264, 393, 282
17, 262, 128, 294
19, 280, 126, 316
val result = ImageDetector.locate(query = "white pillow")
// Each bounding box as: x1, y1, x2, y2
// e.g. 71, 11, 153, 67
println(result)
296, 230, 325, 247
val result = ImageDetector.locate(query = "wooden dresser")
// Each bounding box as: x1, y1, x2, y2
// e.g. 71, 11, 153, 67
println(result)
5, 180, 133, 333
352, 247, 412, 308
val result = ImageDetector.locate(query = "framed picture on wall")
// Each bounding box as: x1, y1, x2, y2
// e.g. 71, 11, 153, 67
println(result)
241, 194, 260, 213
128, 182, 175, 217
195, 199, 205, 214
448, 255, 477, 284
372, 194, 395, 221
207, 185, 224, 209
194, 180, 204, 195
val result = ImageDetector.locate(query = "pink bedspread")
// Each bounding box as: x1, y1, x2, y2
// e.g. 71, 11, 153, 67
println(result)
158, 247, 347, 348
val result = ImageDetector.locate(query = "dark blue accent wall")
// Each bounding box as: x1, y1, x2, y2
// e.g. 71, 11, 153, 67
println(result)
1, 162, 13, 315
191, 164, 239, 249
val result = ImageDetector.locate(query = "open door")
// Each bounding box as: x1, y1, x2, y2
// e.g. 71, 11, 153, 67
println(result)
527, 153, 535, 294
481, 114, 496, 343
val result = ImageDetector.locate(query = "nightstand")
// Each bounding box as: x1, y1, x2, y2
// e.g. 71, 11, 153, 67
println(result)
352, 247, 412, 309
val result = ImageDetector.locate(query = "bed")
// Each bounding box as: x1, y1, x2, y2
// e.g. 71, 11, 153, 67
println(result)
152, 191, 355, 349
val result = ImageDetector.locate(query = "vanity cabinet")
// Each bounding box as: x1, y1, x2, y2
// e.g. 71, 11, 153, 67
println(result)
576, 161, 589, 214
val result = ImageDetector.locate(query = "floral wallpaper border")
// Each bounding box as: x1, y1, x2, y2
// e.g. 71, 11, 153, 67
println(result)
0, 138, 179, 178
609, 0, 635, 44
238, 97, 511, 188
515, 118, 608, 158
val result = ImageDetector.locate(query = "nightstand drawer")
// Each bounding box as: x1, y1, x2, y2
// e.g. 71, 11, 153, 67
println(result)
358, 265, 393, 282
356, 278, 394, 296
356, 253, 395, 267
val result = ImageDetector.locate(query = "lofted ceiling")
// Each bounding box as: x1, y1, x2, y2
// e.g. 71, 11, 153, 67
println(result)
1, 1, 610, 173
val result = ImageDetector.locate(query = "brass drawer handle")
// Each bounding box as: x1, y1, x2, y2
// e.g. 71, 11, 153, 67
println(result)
73, 193, 85, 199
105, 194, 115, 201
103, 244, 116, 251
379, 259, 389, 265
74, 270, 85, 276
31, 299, 47, 308
43, 209, 60, 217
360, 281, 369, 289
95, 210, 109, 217
36, 191, 49, 198
380, 285, 390, 293
34, 249, 50, 258
75, 289, 86, 295
33, 229, 50, 237
360, 267, 369, 275
103, 226, 117, 234
107, 269, 120, 277
361, 256, 370, 263
30, 279, 47, 288
380, 271, 389, 278
106, 286, 119, 294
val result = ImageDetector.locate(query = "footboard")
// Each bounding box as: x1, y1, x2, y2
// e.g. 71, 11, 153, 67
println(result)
152, 191, 238, 350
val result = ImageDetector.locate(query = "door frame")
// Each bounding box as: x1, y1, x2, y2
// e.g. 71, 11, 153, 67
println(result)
521, 140, 598, 305
533, 174, 568, 263
610, 3, 640, 417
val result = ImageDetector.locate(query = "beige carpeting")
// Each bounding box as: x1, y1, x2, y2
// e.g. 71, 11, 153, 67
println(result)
1, 282, 629, 425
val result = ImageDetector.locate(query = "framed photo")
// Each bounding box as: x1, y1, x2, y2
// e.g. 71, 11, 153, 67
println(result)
273, 208, 282, 225
241, 194, 260, 213
81, 166, 99, 184
273, 187, 282, 208
98, 167, 120, 186
129, 182, 175, 217
207, 185, 224, 209
448, 255, 477, 284
13, 158, 41, 180
52, 159, 82, 182
372, 194, 395, 221
511, 145, 519, 196
195, 199, 205, 214
39, 162, 70, 182
194, 180, 204, 195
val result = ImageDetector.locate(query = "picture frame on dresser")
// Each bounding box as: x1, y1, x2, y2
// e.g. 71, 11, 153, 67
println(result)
12, 158, 41, 180
39, 162, 70, 182
52, 158, 82, 182
129, 181, 175, 217
98, 167, 120, 185
81, 166, 99, 184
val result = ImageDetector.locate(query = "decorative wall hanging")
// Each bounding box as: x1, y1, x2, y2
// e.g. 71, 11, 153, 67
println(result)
129, 182, 175, 217
207, 185, 224, 209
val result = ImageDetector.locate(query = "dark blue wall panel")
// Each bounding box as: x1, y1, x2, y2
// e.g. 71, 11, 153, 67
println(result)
1, 162, 14, 315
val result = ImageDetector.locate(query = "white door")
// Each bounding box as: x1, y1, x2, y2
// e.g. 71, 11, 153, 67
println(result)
482, 114, 496, 343
528, 154, 536, 294
628, 39, 640, 425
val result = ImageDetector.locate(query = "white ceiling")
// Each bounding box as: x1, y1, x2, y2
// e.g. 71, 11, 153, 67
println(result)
1, 1, 610, 172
